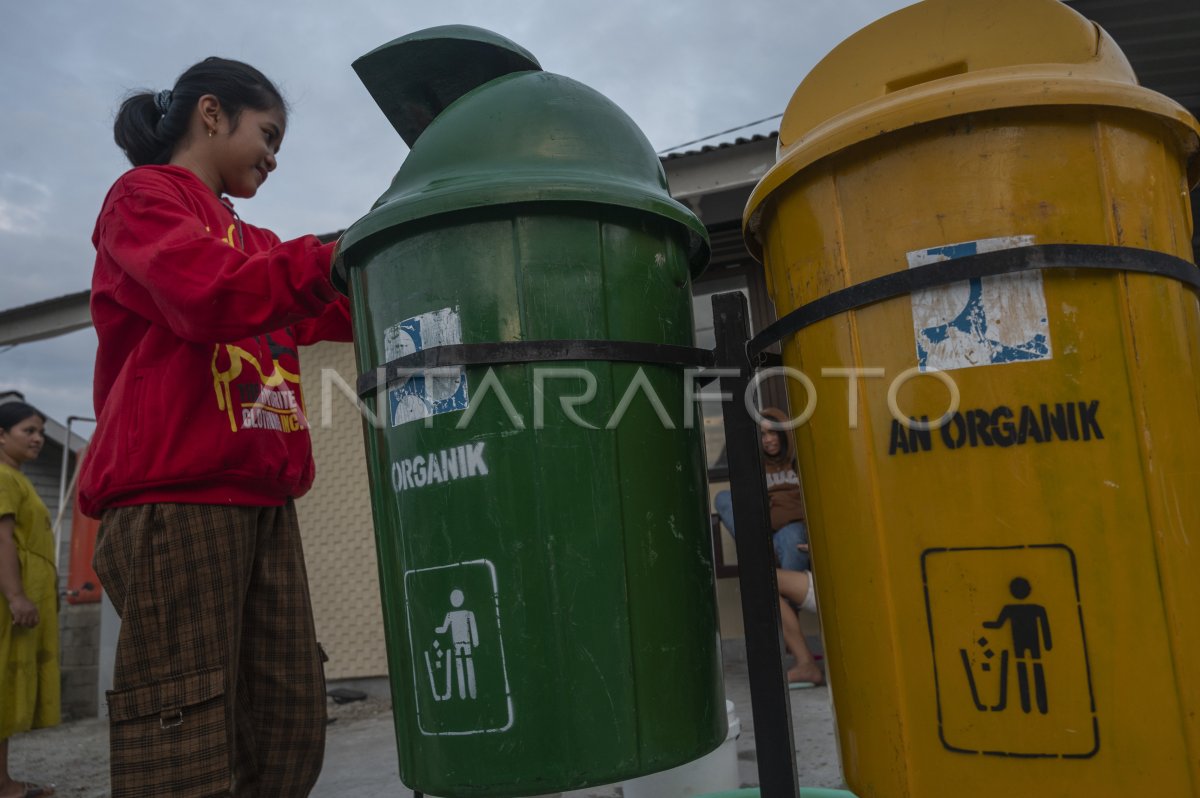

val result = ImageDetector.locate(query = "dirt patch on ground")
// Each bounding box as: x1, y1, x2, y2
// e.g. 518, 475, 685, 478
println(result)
8, 718, 109, 798
7, 696, 393, 796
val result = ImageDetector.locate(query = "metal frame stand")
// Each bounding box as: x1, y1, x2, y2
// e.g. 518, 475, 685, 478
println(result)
385, 244, 1200, 798
711, 291, 802, 798
370, 292, 803, 798
372, 292, 806, 796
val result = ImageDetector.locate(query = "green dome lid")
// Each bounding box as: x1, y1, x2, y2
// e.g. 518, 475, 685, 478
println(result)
335, 27, 709, 289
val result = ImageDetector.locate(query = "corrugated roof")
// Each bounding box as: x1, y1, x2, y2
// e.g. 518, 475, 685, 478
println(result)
661, 131, 778, 162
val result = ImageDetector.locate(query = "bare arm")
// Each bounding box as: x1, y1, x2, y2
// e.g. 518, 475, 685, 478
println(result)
0, 515, 39, 627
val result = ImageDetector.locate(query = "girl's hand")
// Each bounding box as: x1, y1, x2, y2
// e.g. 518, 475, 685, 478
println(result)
7, 594, 39, 627
797, 543, 810, 552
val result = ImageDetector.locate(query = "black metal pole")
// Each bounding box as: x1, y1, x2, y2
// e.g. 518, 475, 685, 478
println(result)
711, 291, 799, 798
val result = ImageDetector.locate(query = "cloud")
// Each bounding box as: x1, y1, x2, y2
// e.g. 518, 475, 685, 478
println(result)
0, 173, 52, 235
0, 327, 98, 429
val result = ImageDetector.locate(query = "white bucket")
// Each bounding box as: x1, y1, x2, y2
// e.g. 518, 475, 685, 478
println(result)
621, 699, 741, 798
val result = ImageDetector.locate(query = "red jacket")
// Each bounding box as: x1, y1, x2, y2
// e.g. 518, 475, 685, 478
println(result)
79, 165, 351, 517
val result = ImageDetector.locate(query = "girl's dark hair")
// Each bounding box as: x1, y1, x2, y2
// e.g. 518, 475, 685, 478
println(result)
113, 57, 287, 167
0, 401, 46, 431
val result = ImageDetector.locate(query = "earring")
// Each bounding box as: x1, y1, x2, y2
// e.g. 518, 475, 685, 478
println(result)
208, 129, 215, 138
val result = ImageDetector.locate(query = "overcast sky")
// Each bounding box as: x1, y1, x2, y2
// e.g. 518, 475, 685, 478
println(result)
0, 0, 912, 429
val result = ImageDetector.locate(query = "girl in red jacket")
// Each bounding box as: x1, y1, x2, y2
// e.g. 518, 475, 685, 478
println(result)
82, 57, 349, 798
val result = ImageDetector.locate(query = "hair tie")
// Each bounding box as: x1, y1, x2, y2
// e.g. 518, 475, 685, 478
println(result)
153, 89, 173, 117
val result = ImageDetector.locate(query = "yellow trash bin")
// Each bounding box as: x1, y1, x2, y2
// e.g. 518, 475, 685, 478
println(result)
743, 1, 1200, 796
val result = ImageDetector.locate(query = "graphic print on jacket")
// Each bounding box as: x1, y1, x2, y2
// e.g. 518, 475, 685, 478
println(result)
212, 333, 309, 434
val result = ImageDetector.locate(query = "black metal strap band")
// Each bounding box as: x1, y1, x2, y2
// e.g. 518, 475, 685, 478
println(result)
357, 339, 716, 397
748, 244, 1200, 358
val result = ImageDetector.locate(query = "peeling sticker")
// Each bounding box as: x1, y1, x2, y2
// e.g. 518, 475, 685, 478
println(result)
385, 307, 469, 426
909, 235, 1052, 371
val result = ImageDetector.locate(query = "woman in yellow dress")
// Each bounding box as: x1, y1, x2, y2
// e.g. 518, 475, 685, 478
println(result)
0, 402, 59, 798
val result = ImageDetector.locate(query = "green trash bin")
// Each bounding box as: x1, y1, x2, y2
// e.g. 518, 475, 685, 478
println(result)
335, 26, 724, 798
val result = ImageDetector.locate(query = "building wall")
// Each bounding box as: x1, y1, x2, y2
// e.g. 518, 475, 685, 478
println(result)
59, 602, 100, 718
296, 340, 389, 681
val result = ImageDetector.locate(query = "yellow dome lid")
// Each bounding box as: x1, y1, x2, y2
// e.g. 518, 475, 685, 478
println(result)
744, 0, 1200, 257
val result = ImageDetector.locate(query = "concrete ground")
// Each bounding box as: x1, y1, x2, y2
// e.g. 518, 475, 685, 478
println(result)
9, 640, 845, 797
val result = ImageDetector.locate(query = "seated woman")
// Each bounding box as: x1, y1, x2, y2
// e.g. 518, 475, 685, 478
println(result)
715, 407, 824, 684
714, 407, 810, 571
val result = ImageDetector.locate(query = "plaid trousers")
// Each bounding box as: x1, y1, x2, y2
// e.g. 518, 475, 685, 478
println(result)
94, 502, 327, 797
